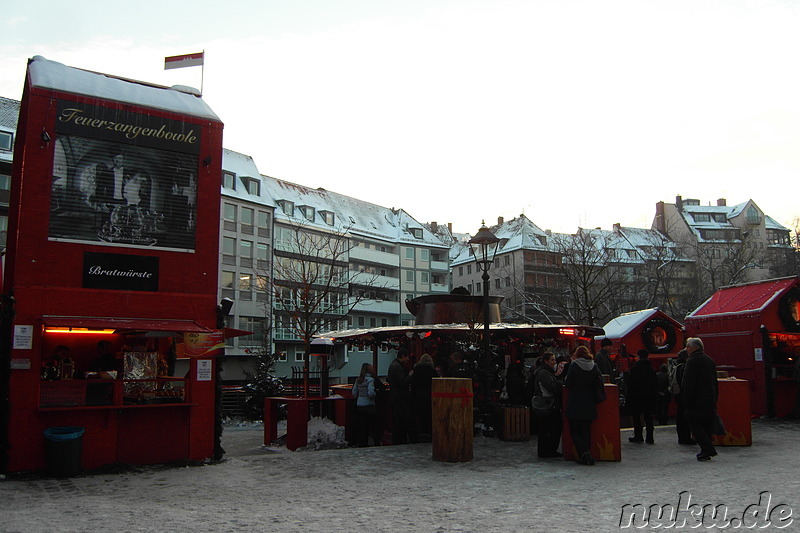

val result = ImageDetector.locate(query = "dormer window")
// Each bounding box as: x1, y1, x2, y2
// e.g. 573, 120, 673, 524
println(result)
300, 205, 315, 221
0, 131, 12, 151
277, 200, 294, 216
222, 171, 236, 190
411, 228, 422, 239
240, 176, 260, 195
692, 213, 711, 223
320, 210, 335, 225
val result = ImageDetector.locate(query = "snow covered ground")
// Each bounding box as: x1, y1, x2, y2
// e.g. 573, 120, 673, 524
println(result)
1, 418, 799, 532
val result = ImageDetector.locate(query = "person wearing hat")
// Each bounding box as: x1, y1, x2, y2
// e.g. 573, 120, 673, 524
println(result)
594, 338, 616, 379
387, 348, 418, 445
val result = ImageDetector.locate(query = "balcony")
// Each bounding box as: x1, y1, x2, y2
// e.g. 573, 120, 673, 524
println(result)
431, 282, 449, 293
349, 246, 398, 266
351, 298, 400, 314
430, 260, 449, 272
350, 270, 400, 290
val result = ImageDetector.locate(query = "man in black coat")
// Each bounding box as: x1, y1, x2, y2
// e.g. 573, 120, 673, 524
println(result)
594, 338, 616, 379
627, 349, 658, 443
681, 337, 718, 461
387, 348, 418, 444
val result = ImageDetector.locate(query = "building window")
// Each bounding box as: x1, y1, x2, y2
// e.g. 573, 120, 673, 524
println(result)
301, 206, 315, 221
420, 249, 429, 261
381, 318, 388, 327
505, 276, 511, 287
0, 174, 11, 190
255, 275, 268, 291
0, 131, 12, 151
277, 352, 288, 362
241, 207, 254, 226
221, 271, 235, 288
746, 206, 761, 225
411, 228, 422, 238
320, 210, 335, 225
278, 200, 294, 216
240, 240, 252, 258
370, 317, 377, 328
421, 272, 429, 283
358, 316, 365, 327
504, 255, 510, 266
222, 236, 236, 255
223, 203, 237, 221
406, 271, 414, 282
295, 351, 305, 362
459, 266, 463, 276
222, 171, 236, 190
239, 316, 264, 346
258, 211, 271, 227
494, 278, 501, 289
467, 264, 472, 275
256, 243, 269, 261
241, 177, 260, 195
692, 213, 711, 223
239, 273, 252, 290
405, 247, 414, 260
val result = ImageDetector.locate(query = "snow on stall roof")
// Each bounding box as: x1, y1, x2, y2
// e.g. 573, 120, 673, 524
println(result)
28, 56, 220, 121
599, 308, 660, 339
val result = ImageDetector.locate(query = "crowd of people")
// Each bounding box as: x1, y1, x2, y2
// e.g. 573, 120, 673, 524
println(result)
352, 337, 720, 465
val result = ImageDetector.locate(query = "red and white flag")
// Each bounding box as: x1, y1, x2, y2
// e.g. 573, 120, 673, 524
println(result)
164, 52, 204, 70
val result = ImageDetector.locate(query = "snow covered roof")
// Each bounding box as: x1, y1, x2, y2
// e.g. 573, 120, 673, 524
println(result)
450, 214, 558, 265
0, 97, 19, 130
264, 176, 447, 248
599, 308, 661, 339
27, 56, 220, 121
221, 149, 272, 205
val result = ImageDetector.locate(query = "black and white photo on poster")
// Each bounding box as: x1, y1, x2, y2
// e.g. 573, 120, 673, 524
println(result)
49, 134, 198, 251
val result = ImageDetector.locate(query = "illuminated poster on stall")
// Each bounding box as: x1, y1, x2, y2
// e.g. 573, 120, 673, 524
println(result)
49, 100, 199, 251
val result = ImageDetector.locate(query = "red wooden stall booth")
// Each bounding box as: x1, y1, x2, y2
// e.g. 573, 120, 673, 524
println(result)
685, 276, 800, 417
1, 56, 224, 474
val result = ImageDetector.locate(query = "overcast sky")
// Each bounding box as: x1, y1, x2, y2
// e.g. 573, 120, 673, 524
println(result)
2, 0, 799, 235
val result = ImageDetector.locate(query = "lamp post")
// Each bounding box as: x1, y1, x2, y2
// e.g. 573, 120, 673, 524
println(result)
468, 221, 500, 435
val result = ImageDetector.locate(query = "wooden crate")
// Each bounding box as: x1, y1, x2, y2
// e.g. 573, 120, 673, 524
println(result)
500, 406, 531, 442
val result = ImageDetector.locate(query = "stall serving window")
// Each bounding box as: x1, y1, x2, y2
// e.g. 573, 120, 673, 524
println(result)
767, 333, 800, 380
38, 318, 208, 409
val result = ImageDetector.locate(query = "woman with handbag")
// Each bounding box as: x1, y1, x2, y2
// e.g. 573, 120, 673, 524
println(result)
564, 346, 604, 465
532, 352, 563, 458
352, 363, 381, 447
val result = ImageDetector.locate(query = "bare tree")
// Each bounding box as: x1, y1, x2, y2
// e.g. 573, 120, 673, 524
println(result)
264, 221, 384, 394
549, 229, 624, 326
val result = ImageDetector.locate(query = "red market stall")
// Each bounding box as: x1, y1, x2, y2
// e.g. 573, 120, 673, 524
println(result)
598, 308, 685, 374
0, 56, 224, 474
685, 276, 800, 417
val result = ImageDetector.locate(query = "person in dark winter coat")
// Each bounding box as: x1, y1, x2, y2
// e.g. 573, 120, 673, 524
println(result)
594, 338, 616, 379
673, 349, 694, 444
681, 337, 718, 461
504, 360, 526, 406
627, 349, 658, 443
565, 346, 604, 465
656, 364, 670, 425
411, 354, 438, 439
388, 348, 418, 444
532, 352, 563, 458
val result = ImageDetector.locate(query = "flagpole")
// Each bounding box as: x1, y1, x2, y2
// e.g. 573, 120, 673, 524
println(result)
200, 49, 205, 96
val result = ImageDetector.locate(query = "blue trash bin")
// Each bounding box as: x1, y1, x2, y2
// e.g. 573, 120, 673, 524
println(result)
43, 426, 84, 477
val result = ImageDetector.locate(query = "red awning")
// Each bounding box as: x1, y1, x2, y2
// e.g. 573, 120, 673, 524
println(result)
42, 316, 212, 333
223, 327, 253, 339
689, 277, 799, 318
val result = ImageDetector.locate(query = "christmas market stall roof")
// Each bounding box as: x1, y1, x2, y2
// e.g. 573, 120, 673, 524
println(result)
316, 323, 606, 346
687, 276, 799, 320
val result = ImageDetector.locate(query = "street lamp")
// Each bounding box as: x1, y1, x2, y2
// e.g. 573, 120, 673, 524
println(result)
468, 221, 500, 434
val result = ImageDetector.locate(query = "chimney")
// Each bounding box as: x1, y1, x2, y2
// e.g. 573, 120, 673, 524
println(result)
431, 221, 438, 233
498, 216, 504, 225
613, 223, 621, 232
717, 198, 726, 207
655, 201, 666, 234
676, 195, 683, 212
448, 222, 452, 233
545, 229, 552, 236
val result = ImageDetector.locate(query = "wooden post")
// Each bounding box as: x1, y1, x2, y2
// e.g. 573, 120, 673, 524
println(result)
431, 378, 473, 462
